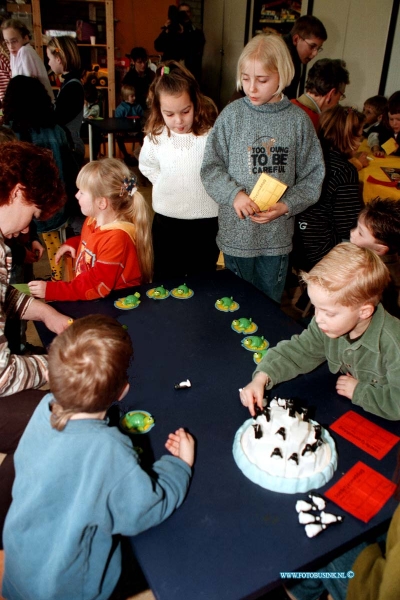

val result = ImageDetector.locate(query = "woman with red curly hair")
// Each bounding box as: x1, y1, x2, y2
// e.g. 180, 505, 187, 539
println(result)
0, 141, 70, 545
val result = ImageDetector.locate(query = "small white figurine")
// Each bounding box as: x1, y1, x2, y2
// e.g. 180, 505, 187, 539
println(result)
320, 511, 344, 524
295, 500, 318, 513
174, 379, 192, 390
308, 493, 326, 510
298, 511, 321, 525
305, 523, 327, 538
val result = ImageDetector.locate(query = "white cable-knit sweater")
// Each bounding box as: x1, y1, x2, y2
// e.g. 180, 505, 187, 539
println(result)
139, 128, 219, 220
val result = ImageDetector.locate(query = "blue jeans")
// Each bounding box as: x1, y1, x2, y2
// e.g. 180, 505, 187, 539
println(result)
224, 254, 289, 303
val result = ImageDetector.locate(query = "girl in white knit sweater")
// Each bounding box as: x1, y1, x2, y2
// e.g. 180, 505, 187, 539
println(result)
139, 60, 219, 280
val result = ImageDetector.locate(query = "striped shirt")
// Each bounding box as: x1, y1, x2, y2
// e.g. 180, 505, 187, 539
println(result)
295, 149, 362, 268
0, 234, 47, 397
0, 43, 11, 102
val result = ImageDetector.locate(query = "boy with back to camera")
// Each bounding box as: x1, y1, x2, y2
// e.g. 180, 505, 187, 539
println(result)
240, 243, 400, 421
2, 314, 194, 600
351, 197, 400, 318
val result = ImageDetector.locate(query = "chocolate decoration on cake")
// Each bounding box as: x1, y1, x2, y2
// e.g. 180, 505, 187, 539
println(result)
314, 425, 322, 440
301, 444, 314, 456
253, 424, 262, 439
301, 408, 309, 422
271, 447, 283, 458
263, 407, 271, 422
275, 427, 286, 440
288, 452, 299, 465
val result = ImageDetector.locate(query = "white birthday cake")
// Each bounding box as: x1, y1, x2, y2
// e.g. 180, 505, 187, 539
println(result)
233, 398, 337, 494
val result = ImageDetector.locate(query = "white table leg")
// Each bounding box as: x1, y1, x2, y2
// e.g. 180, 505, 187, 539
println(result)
88, 123, 94, 162
108, 133, 114, 158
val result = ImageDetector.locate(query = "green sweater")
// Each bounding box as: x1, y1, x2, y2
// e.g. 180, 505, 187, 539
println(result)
347, 504, 400, 599
255, 303, 400, 420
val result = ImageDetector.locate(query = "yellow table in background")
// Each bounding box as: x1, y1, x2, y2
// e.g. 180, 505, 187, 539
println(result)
358, 139, 400, 203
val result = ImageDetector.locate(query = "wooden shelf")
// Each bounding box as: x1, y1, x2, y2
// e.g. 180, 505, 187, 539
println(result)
31, 0, 115, 115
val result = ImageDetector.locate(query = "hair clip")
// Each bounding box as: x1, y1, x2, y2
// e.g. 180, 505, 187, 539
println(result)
344, 106, 356, 114
161, 66, 170, 76
121, 176, 137, 197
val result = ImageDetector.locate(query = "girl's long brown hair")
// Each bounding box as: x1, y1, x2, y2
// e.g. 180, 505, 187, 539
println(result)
144, 60, 217, 141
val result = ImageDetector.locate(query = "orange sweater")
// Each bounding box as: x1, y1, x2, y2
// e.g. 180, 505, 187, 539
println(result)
45, 218, 141, 301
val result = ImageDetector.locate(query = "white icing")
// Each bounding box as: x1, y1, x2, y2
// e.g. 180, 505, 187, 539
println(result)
232, 400, 338, 494
241, 405, 331, 479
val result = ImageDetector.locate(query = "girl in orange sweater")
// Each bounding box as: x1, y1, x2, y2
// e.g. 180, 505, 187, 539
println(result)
29, 158, 153, 301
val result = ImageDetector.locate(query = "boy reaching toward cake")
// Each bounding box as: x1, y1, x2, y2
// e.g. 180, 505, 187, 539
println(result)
3, 315, 194, 600
240, 242, 400, 421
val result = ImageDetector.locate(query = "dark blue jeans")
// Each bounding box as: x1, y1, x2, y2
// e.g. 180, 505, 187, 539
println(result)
224, 254, 289, 303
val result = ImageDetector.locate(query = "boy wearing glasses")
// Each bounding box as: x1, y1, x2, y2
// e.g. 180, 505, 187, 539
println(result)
283, 15, 327, 99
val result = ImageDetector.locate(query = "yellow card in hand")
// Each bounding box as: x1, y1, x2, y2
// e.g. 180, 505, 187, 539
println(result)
381, 138, 399, 155
249, 173, 288, 212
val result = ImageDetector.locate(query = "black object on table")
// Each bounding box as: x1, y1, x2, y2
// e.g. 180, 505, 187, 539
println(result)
85, 117, 142, 161
36, 270, 400, 600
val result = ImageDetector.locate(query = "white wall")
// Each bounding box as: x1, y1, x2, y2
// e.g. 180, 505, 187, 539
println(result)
385, 4, 400, 97
312, 0, 392, 108
202, 0, 247, 107
203, 0, 394, 110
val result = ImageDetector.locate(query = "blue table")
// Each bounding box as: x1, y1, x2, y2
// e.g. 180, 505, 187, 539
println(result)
37, 270, 400, 600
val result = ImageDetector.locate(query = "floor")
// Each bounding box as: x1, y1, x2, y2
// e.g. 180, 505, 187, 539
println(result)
3, 148, 305, 600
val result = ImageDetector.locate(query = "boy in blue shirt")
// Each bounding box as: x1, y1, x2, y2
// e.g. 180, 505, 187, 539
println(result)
240, 243, 400, 420
3, 314, 194, 600
115, 84, 144, 165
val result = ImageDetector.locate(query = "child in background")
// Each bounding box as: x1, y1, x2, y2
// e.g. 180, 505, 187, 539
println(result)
122, 46, 155, 112
369, 91, 400, 157
3, 314, 194, 600
201, 34, 324, 303
240, 243, 400, 421
29, 158, 153, 301
1, 18, 54, 101
115, 84, 144, 165
363, 94, 387, 137
46, 35, 85, 162
351, 197, 400, 318
3, 75, 77, 281
139, 60, 219, 280
294, 105, 364, 271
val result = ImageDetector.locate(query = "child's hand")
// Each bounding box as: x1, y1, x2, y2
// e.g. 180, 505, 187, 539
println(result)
28, 280, 47, 298
372, 145, 386, 158
249, 202, 289, 223
165, 428, 195, 467
55, 244, 76, 265
233, 191, 260, 219
239, 372, 270, 416
353, 152, 370, 168
31, 240, 44, 260
336, 372, 358, 400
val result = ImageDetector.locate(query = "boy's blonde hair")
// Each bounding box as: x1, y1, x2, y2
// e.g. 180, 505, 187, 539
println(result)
236, 33, 294, 96
47, 35, 81, 72
76, 158, 153, 282
121, 84, 135, 101
301, 242, 390, 307
48, 315, 133, 431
